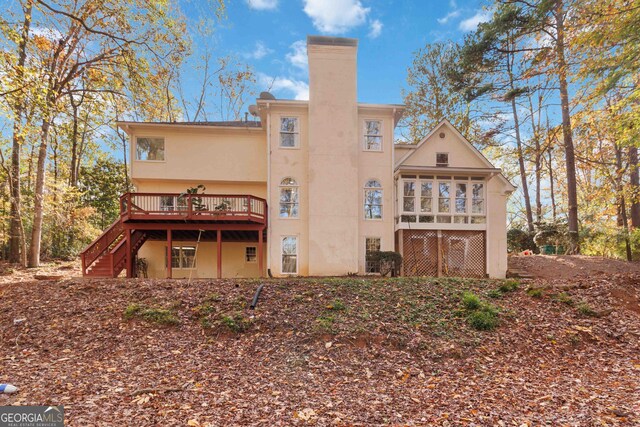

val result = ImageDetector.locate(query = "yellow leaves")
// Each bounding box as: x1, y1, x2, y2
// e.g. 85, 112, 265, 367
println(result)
33, 35, 53, 52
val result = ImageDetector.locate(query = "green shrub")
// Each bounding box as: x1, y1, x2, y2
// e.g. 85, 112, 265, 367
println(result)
467, 309, 499, 331
487, 289, 503, 299
499, 279, 520, 293
326, 299, 346, 311
461, 292, 482, 310
507, 228, 536, 253
527, 288, 543, 298
219, 313, 252, 332
124, 303, 179, 325
552, 292, 574, 305
577, 303, 598, 317
316, 315, 335, 332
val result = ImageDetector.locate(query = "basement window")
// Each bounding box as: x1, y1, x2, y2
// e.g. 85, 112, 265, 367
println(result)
136, 137, 165, 161
166, 246, 196, 269
245, 246, 257, 263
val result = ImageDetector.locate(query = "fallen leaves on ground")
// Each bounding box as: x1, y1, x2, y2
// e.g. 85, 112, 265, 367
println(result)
0, 258, 639, 426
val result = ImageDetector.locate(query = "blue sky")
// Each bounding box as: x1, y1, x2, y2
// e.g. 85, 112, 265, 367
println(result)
194, 0, 491, 105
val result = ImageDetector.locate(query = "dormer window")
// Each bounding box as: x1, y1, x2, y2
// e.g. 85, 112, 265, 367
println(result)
436, 152, 449, 167
364, 120, 382, 151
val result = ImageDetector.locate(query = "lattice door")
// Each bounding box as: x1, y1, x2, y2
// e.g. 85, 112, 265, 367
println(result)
402, 230, 438, 276
441, 231, 486, 278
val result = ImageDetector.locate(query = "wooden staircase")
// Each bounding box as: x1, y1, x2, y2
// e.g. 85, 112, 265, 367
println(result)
81, 218, 147, 278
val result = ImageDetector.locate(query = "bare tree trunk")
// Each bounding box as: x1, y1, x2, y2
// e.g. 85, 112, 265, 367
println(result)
629, 146, 640, 227
527, 92, 543, 224
506, 48, 534, 232
8, 0, 32, 265
548, 147, 557, 222
29, 118, 50, 268
555, 0, 580, 253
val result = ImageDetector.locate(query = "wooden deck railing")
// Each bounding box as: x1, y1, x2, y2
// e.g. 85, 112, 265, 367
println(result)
119, 193, 267, 224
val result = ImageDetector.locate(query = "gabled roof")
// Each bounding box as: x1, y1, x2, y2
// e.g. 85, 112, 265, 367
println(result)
396, 119, 516, 192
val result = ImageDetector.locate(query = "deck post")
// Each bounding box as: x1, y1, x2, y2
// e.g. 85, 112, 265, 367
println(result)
167, 229, 172, 279
258, 228, 264, 277
217, 229, 222, 279
125, 229, 133, 278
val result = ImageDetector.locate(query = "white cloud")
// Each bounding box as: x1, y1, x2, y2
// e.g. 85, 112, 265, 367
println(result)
257, 72, 309, 100
459, 9, 493, 32
368, 19, 383, 38
286, 40, 307, 71
30, 27, 62, 40
303, 0, 370, 34
243, 41, 273, 60
245, 0, 278, 11
437, 10, 461, 25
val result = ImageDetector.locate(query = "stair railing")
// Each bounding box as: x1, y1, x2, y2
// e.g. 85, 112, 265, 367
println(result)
80, 218, 124, 275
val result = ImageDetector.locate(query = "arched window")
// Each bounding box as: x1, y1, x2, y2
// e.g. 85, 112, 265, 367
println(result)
279, 177, 299, 218
364, 179, 382, 220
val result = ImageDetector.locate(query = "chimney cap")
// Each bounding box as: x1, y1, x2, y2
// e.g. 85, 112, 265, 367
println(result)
307, 35, 358, 47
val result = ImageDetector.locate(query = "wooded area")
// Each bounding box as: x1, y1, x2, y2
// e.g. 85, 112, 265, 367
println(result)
401, 0, 640, 260
0, 0, 256, 266
1, 0, 638, 266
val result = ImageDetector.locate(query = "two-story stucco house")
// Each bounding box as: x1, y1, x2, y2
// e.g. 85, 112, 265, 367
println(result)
81, 36, 514, 280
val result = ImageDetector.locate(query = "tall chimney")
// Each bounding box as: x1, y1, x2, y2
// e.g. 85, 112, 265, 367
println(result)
306, 36, 359, 275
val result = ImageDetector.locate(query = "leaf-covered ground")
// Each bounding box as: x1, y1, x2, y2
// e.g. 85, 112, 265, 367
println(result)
1, 268, 639, 425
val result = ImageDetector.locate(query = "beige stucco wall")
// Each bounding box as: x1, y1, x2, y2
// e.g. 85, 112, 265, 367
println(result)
395, 125, 489, 169
306, 40, 360, 275
266, 104, 310, 276
357, 110, 395, 272
138, 240, 265, 279
486, 177, 509, 278
128, 125, 266, 184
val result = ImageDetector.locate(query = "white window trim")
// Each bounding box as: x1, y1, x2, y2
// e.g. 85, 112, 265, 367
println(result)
279, 116, 301, 149
397, 176, 486, 225
279, 177, 300, 219
135, 136, 166, 162
245, 246, 257, 263
363, 119, 383, 152
280, 236, 298, 275
364, 179, 383, 221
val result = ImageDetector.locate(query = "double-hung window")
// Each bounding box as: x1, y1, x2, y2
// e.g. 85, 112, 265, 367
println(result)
281, 236, 298, 274
364, 179, 383, 220
365, 237, 381, 273
136, 137, 165, 161
279, 178, 299, 218
364, 120, 382, 151
280, 117, 299, 148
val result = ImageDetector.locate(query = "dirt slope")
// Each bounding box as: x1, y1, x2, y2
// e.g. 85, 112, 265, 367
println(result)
1, 273, 639, 426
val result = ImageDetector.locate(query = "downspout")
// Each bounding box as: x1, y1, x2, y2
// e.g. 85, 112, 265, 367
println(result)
266, 104, 271, 276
